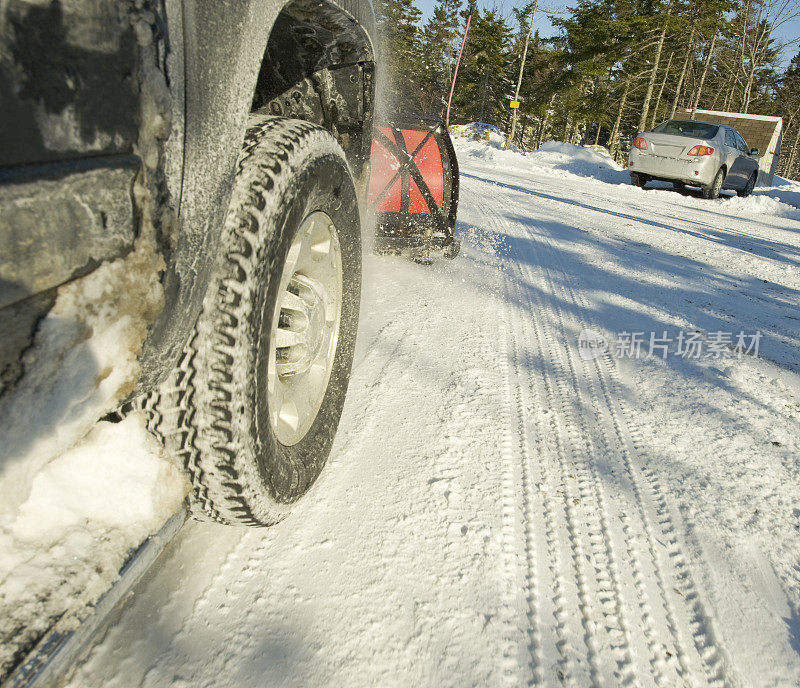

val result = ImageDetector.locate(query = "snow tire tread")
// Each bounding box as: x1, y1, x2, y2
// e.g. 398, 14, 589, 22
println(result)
146, 116, 359, 526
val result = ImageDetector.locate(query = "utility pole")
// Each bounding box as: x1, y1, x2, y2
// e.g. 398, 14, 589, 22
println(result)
505, 0, 538, 150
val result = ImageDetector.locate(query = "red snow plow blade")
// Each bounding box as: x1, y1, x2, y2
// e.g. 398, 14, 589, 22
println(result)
368, 115, 460, 261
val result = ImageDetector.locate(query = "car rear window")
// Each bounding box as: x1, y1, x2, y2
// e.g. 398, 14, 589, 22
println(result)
651, 120, 719, 139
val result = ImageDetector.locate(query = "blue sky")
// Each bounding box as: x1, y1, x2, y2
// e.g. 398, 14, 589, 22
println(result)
415, 0, 566, 36
414, 0, 800, 69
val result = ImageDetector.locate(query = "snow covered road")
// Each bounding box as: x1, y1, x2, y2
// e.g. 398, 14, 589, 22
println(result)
66, 137, 800, 687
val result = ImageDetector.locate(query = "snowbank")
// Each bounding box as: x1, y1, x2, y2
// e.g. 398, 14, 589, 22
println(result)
12, 415, 185, 542
532, 140, 629, 184
718, 191, 800, 220
0, 240, 165, 521
450, 123, 628, 185
450, 122, 511, 150
752, 176, 800, 218
449, 123, 526, 171
0, 413, 186, 678
0, 241, 187, 680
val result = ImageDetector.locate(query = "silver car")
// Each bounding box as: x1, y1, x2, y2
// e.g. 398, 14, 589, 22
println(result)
628, 119, 760, 199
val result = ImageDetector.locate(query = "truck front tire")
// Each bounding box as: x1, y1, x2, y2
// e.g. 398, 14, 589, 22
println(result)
150, 116, 361, 526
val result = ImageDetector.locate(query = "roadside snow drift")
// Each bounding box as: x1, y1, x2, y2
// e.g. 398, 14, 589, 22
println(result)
0, 246, 187, 680
450, 123, 630, 184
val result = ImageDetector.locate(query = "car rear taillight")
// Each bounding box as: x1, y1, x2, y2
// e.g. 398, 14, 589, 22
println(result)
632, 137, 647, 150
687, 145, 714, 156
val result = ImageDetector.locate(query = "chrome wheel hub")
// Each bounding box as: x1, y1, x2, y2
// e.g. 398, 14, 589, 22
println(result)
267, 211, 343, 446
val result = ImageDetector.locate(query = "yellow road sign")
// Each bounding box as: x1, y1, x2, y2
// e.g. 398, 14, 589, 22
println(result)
510, 100, 520, 109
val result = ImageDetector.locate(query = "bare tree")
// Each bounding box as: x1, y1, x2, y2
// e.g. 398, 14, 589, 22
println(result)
639, 1, 673, 131
691, 33, 717, 116
670, 25, 696, 117
736, 0, 800, 112
610, 81, 631, 157
651, 50, 674, 128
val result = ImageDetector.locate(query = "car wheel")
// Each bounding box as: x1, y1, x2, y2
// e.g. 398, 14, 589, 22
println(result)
738, 172, 757, 198
630, 172, 648, 188
148, 116, 361, 526
702, 168, 725, 199
673, 181, 686, 190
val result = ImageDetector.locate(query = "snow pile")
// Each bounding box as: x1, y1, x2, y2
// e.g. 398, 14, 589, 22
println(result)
450, 122, 508, 148
0, 240, 165, 520
0, 240, 188, 680
0, 414, 186, 678
720, 191, 800, 220
450, 123, 524, 161
450, 123, 628, 185
752, 177, 800, 218
531, 140, 629, 184
12, 416, 185, 541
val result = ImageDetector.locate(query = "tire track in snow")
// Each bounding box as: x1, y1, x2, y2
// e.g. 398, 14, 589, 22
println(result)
164, 533, 281, 687
477, 178, 731, 687
497, 315, 537, 686
604, 369, 734, 688
135, 529, 256, 687
510, 262, 632, 687
480, 207, 561, 686
473, 174, 737, 688
481, 205, 597, 687
519, 201, 735, 688
477, 207, 548, 684
460, 210, 530, 685
495, 184, 688, 685
502, 300, 560, 686
521, 240, 685, 687
464, 313, 521, 686
483, 198, 637, 686
538, 262, 706, 686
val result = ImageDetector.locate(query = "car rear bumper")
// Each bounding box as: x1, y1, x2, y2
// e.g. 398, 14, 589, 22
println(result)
628, 148, 718, 186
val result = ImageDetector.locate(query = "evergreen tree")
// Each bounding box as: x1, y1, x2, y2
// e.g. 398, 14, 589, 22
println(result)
374, 0, 425, 111
552, 0, 644, 145
368, 0, 798, 167
419, 0, 464, 116
452, 7, 513, 125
